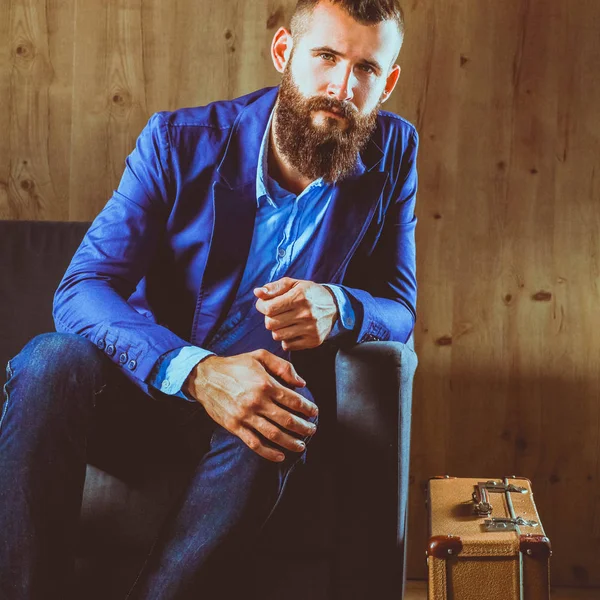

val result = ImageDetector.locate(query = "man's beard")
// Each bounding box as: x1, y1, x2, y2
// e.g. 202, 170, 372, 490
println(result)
274, 66, 380, 183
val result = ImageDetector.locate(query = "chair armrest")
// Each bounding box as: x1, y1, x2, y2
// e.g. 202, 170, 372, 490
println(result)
333, 340, 418, 598
335, 340, 417, 446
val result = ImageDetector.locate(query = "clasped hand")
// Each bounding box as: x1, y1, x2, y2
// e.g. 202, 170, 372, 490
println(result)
185, 277, 337, 462
253, 277, 338, 351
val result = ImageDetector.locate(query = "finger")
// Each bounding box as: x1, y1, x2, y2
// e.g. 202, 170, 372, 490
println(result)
270, 323, 305, 342
261, 405, 317, 438
254, 277, 297, 300
250, 416, 307, 453
253, 286, 270, 300
237, 427, 286, 463
251, 349, 306, 387
255, 293, 296, 317
270, 379, 318, 418
264, 313, 298, 332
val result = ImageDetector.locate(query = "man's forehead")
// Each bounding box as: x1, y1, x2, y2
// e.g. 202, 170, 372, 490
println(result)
295, 4, 401, 67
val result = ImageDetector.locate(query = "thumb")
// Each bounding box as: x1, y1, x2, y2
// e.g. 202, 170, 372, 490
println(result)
251, 350, 306, 387
254, 277, 297, 299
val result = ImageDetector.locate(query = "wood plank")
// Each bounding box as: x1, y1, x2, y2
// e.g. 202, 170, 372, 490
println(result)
4, 0, 74, 220
69, 0, 148, 220
0, 0, 10, 215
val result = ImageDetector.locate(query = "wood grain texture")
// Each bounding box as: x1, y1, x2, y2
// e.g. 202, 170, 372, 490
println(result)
3, 0, 74, 220
0, 0, 599, 589
0, 0, 10, 214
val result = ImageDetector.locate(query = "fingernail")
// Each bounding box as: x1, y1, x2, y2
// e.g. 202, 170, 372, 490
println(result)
298, 441, 306, 449
297, 376, 306, 386
276, 454, 285, 462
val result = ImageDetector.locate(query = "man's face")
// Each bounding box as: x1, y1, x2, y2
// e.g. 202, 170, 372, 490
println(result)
289, 1, 401, 127
273, 1, 401, 182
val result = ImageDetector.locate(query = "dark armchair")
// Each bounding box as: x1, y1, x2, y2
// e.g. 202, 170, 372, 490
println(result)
0, 220, 417, 599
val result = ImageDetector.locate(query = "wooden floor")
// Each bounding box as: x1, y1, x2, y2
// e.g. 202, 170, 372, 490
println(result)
405, 581, 599, 599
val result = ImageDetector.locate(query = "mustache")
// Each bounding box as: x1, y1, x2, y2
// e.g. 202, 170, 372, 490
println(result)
305, 96, 358, 120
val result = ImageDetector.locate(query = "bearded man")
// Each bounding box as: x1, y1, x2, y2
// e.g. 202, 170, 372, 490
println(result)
0, 1, 418, 599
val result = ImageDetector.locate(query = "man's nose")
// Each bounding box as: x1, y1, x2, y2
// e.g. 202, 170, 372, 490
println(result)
326, 66, 354, 102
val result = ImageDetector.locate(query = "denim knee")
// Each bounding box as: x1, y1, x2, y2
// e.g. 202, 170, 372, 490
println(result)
3, 333, 106, 422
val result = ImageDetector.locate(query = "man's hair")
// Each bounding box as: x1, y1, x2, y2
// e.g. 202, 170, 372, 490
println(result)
290, 0, 405, 50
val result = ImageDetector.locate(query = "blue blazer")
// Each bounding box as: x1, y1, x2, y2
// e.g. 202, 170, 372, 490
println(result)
53, 86, 418, 394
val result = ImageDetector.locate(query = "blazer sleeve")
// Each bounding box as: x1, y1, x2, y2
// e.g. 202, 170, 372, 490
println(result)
338, 127, 418, 345
53, 113, 195, 386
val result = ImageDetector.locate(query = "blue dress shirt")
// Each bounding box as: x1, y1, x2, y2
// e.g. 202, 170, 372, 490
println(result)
149, 109, 357, 399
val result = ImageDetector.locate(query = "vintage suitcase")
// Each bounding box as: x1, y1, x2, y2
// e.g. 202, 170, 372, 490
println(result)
427, 476, 551, 600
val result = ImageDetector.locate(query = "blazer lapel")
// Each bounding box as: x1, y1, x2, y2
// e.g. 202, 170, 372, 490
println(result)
190, 89, 277, 346
191, 181, 256, 346
308, 170, 389, 284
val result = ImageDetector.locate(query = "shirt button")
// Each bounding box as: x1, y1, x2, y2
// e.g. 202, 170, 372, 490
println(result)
118, 352, 128, 364
127, 359, 137, 371
96, 339, 106, 350
278, 248, 286, 258
105, 344, 116, 356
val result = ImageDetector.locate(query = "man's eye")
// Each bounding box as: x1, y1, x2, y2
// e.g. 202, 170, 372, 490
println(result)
319, 53, 335, 62
358, 64, 375, 74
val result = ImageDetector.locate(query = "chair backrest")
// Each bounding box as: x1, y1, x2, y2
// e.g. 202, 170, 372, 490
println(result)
0, 220, 90, 378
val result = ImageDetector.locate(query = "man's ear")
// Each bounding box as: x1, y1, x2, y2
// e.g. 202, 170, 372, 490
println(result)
271, 27, 293, 73
381, 64, 401, 104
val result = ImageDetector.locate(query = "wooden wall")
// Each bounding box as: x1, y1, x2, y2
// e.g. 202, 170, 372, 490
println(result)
2, 0, 599, 587
403, 0, 600, 587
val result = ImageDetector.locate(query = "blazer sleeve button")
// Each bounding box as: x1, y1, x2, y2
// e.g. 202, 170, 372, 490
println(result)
105, 344, 116, 357
118, 352, 128, 364
127, 360, 137, 371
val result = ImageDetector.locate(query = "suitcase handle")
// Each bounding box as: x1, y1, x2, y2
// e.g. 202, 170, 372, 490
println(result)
472, 480, 528, 516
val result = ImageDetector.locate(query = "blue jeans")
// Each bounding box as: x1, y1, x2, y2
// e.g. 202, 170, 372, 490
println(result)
0, 333, 314, 600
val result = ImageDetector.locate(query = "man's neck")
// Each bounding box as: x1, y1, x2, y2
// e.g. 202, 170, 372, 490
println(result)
268, 109, 314, 196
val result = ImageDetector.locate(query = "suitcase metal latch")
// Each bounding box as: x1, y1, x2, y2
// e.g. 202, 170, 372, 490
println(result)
484, 517, 539, 532
472, 480, 528, 517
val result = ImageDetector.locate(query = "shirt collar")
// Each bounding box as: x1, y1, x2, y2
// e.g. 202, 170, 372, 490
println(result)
256, 109, 276, 207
